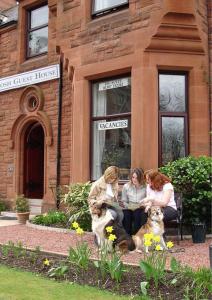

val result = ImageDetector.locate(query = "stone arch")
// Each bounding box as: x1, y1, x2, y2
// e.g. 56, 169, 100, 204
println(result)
9, 85, 53, 196
10, 85, 53, 149
10, 113, 53, 149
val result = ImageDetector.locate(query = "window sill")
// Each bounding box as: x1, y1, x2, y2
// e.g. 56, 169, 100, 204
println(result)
19, 54, 49, 71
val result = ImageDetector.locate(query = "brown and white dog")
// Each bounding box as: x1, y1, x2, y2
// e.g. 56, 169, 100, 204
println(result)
133, 206, 167, 253
89, 201, 135, 253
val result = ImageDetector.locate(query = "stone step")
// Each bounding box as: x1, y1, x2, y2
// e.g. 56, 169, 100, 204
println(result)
30, 206, 42, 215
0, 211, 37, 220
28, 199, 42, 206
1, 211, 16, 218
28, 199, 42, 215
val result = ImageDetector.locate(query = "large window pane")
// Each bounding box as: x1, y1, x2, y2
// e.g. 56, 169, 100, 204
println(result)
92, 118, 131, 180
92, 77, 131, 117
31, 6, 48, 29
28, 27, 48, 57
92, 75, 131, 180
159, 74, 186, 112
162, 117, 185, 165
93, 0, 128, 13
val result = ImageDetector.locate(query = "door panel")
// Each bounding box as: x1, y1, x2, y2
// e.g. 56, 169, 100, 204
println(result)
24, 123, 44, 198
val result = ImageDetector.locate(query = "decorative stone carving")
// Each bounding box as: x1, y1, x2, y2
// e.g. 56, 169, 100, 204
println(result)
145, 12, 205, 55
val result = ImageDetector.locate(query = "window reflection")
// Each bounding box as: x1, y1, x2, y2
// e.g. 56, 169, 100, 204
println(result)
29, 27, 48, 57
93, 0, 128, 14
162, 117, 185, 165
159, 74, 185, 112
27, 5, 48, 58
31, 6, 48, 29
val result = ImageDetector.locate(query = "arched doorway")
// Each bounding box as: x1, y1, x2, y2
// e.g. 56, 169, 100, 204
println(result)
23, 122, 44, 198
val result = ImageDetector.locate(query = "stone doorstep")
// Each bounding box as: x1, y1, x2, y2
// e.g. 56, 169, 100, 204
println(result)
0, 211, 36, 220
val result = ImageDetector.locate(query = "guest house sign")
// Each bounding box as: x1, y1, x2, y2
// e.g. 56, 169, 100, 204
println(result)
0, 64, 60, 93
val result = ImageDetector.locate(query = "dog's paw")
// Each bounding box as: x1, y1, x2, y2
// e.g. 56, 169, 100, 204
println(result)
135, 249, 142, 253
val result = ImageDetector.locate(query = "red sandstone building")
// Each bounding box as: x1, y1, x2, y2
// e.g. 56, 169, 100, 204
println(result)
0, 0, 211, 212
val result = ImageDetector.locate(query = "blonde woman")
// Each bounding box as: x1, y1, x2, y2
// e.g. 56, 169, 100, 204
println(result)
88, 166, 123, 222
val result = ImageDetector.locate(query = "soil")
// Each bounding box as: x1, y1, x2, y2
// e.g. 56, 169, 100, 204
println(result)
0, 245, 200, 300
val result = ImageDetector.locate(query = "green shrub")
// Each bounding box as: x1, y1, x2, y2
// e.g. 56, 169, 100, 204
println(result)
63, 182, 92, 231
32, 211, 68, 227
0, 200, 6, 213
15, 195, 29, 213
160, 156, 212, 228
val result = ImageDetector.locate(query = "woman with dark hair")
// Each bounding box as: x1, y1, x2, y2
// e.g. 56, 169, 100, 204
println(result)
121, 168, 147, 235
143, 170, 178, 221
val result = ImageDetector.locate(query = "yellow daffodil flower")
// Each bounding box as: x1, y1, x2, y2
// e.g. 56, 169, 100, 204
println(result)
155, 245, 162, 251
144, 240, 152, 247
166, 241, 174, 248
144, 233, 153, 241
76, 227, 84, 235
43, 258, 50, 266
108, 234, 117, 241
105, 226, 113, 233
153, 235, 161, 243
72, 221, 79, 229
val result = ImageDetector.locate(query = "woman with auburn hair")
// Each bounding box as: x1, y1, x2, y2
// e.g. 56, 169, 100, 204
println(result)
88, 166, 123, 222
121, 168, 147, 235
143, 170, 178, 222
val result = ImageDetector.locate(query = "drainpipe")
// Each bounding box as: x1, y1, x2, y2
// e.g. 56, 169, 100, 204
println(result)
208, 1, 212, 156
56, 56, 63, 209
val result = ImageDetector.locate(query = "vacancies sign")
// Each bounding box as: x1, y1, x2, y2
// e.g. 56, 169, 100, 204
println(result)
98, 120, 128, 130
0, 64, 60, 93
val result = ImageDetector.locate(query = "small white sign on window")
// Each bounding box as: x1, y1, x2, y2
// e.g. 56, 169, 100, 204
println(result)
99, 78, 130, 91
98, 119, 128, 130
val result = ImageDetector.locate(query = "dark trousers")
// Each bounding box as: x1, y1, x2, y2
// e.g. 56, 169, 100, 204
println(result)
122, 208, 147, 235
163, 206, 178, 222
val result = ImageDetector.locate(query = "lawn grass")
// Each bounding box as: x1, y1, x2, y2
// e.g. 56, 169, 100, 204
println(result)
0, 264, 140, 300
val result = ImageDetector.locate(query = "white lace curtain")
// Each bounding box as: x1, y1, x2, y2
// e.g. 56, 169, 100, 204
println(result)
92, 85, 107, 179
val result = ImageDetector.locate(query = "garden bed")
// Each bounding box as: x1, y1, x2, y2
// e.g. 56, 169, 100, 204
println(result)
0, 243, 211, 300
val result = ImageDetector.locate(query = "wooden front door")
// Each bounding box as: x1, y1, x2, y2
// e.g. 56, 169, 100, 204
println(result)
23, 122, 44, 198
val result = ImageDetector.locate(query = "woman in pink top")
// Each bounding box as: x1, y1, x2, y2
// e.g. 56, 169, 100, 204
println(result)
143, 170, 177, 222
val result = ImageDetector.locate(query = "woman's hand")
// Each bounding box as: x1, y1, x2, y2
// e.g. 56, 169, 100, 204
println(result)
118, 200, 126, 208
143, 201, 152, 212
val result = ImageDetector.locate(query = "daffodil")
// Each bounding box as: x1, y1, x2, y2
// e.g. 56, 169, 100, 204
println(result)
76, 227, 84, 235
153, 235, 161, 243
43, 258, 50, 266
166, 241, 174, 249
105, 226, 113, 233
108, 234, 117, 241
144, 239, 152, 247
155, 245, 162, 251
72, 221, 79, 229
144, 233, 153, 241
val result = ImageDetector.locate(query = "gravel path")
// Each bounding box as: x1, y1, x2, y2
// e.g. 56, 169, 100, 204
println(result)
0, 224, 211, 270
